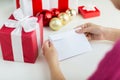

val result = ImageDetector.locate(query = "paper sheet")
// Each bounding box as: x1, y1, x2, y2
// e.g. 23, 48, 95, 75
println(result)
49, 30, 92, 61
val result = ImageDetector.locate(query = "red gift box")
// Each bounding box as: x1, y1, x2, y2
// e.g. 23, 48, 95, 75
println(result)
78, 6, 100, 18
0, 9, 43, 63
50, 0, 78, 12
16, 0, 50, 16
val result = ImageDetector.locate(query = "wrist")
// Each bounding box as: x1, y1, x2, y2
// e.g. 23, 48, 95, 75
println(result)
49, 63, 65, 80
47, 59, 60, 70
102, 27, 111, 40
103, 27, 120, 41
49, 62, 62, 76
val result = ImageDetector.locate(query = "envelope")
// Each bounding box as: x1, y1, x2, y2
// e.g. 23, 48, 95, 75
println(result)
49, 29, 92, 61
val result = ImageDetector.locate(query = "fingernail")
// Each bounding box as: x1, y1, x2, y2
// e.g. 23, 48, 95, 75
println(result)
75, 30, 80, 33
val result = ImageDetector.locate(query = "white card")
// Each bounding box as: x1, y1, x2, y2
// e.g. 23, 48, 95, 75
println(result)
49, 30, 92, 61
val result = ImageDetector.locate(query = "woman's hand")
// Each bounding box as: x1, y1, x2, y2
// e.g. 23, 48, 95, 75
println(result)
76, 23, 106, 41
42, 40, 65, 80
42, 40, 59, 67
76, 23, 120, 41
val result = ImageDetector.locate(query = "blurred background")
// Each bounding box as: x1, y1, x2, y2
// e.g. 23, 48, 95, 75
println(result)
0, 0, 102, 27
0, 0, 89, 27
0, 0, 119, 28
0, 0, 15, 27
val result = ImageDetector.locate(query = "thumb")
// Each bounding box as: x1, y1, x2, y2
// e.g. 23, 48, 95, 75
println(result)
42, 40, 50, 50
76, 25, 92, 33
81, 23, 93, 33
49, 40, 54, 48
82, 27, 93, 33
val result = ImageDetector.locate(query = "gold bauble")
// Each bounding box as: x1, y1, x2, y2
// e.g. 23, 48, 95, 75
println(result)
49, 17, 63, 31
58, 12, 70, 25
66, 9, 77, 17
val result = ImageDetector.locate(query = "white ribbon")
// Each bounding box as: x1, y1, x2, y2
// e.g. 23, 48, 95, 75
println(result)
5, 8, 38, 33
19, 0, 50, 16
83, 4, 96, 11
68, 0, 78, 10
4, 8, 40, 62
50, 0, 58, 9
19, 0, 33, 16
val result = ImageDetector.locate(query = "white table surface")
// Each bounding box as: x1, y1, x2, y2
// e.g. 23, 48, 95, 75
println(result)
0, 0, 120, 80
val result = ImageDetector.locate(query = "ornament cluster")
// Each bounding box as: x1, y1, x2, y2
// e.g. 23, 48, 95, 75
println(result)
40, 8, 77, 31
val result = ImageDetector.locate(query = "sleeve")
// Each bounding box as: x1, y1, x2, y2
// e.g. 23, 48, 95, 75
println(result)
88, 39, 120, 80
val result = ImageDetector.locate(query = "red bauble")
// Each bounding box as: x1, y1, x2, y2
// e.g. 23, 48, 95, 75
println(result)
52, 8, 60, 17
41, 10, 53, 26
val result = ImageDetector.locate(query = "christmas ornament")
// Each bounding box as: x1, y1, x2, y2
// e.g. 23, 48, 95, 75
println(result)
52, 8, 60, 17
49, 18, 63, 31
58, 12, 70, 25
41, 10, 52, 26
66, 9, 77, 17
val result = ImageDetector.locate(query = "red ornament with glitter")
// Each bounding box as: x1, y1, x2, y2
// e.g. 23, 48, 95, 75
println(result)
52, 8, 60, 17
41, 10, 53, 26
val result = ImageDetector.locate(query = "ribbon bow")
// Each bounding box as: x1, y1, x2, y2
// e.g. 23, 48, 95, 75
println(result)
5, 8, 38, 33
83, 4, 96, 11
